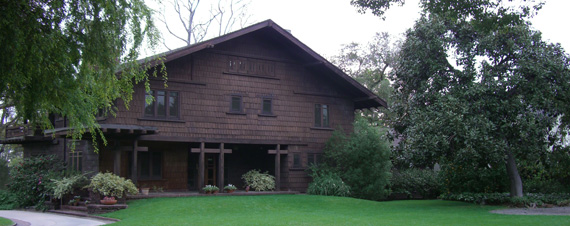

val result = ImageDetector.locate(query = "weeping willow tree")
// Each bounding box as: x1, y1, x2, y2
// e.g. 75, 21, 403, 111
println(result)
0, 0, 165, 150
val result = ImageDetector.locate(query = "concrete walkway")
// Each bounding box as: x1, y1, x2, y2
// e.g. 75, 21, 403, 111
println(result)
0, 210, 115, 226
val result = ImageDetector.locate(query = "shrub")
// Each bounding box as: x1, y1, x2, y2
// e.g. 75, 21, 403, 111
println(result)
322, 117, 391, 200
7, 155, 65, 210
440, 192, 570, 206
391, 168, 441, 199
88, 172, 138, 198
49, 172, 90, 199
0, 190, 17, 210
439, 160, 508, 194
0, 159, 10, 190
241, 169, 275, 191
307, 168, 351, 197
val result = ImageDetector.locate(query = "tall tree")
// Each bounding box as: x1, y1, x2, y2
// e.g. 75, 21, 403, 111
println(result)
0, 0, 163, 149
159, 0, 251, 49
352, 0, 570, 197
332, 32, 399, 126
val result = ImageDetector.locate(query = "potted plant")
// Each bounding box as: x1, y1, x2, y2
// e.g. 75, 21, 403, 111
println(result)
100, 196, 117, 205
202, 185, 219, 194
224, 184, 237, 193
140, 184, 150, 195
88, 172, 139, 204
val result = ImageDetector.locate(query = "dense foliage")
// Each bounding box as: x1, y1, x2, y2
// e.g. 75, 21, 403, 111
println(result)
0, 0, 164, 149
241, 169, 275, 191
88, 172, 138, 198
7, 155, 65, 210
391, 168, 441, 199
318, 117, 391, 200
0, 159, 9, 190
354, 0, 570, 197
307, 167, 351, 197
49, 172, 90, 199
0, 190, 17, 210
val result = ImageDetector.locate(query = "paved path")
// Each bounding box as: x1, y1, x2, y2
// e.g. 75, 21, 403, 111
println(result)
0, 210, 114, 226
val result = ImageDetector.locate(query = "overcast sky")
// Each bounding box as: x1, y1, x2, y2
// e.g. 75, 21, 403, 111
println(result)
155, 0, 570, 59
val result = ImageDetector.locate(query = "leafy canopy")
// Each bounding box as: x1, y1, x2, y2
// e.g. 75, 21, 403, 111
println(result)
353, 0, 570, 195
0, 0, 163, 149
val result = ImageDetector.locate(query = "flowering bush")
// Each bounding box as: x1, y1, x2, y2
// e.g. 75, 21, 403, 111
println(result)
202, 185, 219, 192
88, 172, 138, 198
307, 169, 351, 197
224, 184, 237, 190
7, 155, 65, 210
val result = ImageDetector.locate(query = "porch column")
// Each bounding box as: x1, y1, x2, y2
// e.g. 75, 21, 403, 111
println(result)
198, 142, 205, 192
275, 144, 281, 191
131, 140, 138, 184
218, 143, 225, 188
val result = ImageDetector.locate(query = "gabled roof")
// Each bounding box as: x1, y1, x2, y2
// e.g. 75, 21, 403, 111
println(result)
146, 19, 386, 109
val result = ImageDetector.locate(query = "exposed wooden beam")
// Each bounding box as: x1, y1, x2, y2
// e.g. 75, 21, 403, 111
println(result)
268, 149, 288, 154
198, 142, 205, 193
191, 148, 232, 154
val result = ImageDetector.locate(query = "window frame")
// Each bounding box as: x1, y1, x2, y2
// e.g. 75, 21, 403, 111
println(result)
144, 90, 180, 119
229, 94, 244, 114
314, 104, 330, 128
260, 98, 273, 115
307, 153, 323, 167
68, 151, 82, 172
129, 151, 163, 180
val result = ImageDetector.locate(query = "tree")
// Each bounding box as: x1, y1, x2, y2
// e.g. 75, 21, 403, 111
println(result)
159, 0, 251, 49
0, 0, 163, 149
331, 32, 399, 126
353, 1, 570, 197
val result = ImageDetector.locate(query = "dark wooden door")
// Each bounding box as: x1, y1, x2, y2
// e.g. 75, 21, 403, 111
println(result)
205, 154, 217, 186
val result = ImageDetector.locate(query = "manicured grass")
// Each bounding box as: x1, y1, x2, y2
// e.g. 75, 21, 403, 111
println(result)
0, 217, 13, 226
102, 195, 569, 226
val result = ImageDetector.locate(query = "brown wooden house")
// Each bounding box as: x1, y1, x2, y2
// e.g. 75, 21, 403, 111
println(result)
1, 20, 386, 192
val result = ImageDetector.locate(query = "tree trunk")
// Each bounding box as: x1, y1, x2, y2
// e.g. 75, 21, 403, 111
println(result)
505, 151, 523, 197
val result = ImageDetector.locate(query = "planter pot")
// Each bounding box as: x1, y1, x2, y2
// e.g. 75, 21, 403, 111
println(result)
205, 191, 212, 194
245, 186, 250, 192
141, 188, 150, 195
213, 190, 219, 194
100, 199, 117, 205
226, 189, 235, 193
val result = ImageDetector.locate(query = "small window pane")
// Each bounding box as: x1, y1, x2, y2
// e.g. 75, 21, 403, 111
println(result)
322, 105, 329, 127
262, 99, 272, 114
231, 96, 242, 112
314, 104, 321, 127
157, 91, 166, 116
151, 152, 162, 178
293, 154, 301, 168
169, 92, 179, 117
144, 91, 154, 116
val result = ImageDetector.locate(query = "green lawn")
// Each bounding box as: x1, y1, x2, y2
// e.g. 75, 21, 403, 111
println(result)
0, 217, 12, 226
102, 195, 569, 226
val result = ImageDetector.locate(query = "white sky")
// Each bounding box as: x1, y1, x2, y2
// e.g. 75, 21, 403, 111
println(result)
154, 0, 570, 59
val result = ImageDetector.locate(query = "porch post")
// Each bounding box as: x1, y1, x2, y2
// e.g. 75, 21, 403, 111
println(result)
198, 142, 205, 191
218, 143, 224, 189
275, 144, 281, 191
131, 140, 138, 184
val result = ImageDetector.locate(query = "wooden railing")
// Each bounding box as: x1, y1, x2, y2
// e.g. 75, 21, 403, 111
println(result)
4, 125, 35, 139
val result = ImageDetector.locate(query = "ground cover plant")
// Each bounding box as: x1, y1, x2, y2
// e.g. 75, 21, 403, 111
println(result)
102, 195, 569, 226
0, 217, 12, 226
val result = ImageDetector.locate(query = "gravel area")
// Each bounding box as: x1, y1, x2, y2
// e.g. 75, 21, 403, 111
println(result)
490, 207, 570, 215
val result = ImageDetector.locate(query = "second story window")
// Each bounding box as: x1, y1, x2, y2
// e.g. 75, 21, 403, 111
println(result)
314, 104, 329, 127
230, 95, 243, 113
145, 90, 179, 118
261, 98, 273, 115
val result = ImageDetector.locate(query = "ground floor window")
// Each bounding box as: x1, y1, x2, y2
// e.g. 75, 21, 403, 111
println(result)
129, 151, 162, 180
68, 151, 82, 171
